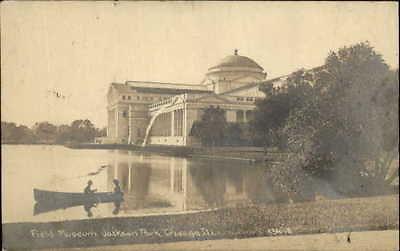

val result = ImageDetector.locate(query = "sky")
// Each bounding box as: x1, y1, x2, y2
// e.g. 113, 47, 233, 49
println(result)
1, 1, 398, 128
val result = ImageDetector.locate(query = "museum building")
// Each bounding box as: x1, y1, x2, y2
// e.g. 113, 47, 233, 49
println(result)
102, 50, 292, 146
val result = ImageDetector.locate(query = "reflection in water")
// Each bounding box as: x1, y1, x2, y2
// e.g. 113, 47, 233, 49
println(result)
82, 200, 122, 218
108, 162, 152, 210
113, 200, 121, 215
83, 202, 96, 217
33, 156, 276, 218
34, 195, 123, 217
107, 156, 277, 214
3, 146, 280, 222
189, 164, 227, 208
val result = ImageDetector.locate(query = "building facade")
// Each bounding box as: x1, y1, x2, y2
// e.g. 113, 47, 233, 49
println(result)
103, 51, 291, 146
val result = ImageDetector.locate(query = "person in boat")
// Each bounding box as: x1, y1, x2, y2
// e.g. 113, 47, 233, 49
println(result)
84, 180, 97, 194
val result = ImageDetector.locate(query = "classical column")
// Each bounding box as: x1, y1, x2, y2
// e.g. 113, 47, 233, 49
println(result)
115, 107, 119, 139
107, 109, 111, 137
183, 105, 187, 145
243, 110, 247, 123
171, 111, 175, 137
180, 109, 184, 136
177, 109, 180, 136
128, 105, 133, 144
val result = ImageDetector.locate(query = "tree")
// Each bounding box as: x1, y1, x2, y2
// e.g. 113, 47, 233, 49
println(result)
190, 106, 227, 146
1, 122, 36, 143
33, 122, 57, 143
251, 70, 313, 149
225, 123, 243, 146
1, 122, 18, 143
96, 127, 107, 137
283, 42, 398, 196
69, 119, 97, 143
2, 119, 104, 144
55, 124, 72, 144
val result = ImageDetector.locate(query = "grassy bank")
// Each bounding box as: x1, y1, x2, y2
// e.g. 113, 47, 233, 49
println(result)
3, 195, 398, 250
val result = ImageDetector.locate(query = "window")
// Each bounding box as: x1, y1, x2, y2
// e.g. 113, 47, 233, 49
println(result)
122, 95, 126, 100
246, 97, 253, 101
236, 97, 244, 101
137, 96, 140, 100
128, 96, 131, 100
122, 111, 128, 118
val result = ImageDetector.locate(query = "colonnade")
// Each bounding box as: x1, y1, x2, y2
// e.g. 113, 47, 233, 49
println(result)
150, 108, 185, 137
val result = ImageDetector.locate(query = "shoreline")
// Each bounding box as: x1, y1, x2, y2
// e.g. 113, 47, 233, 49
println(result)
63, 143, 288, 163
3, 195, 398, 250
2, 143, 289, 163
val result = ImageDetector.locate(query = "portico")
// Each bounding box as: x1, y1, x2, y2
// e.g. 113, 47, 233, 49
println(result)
142, 93, 258, 146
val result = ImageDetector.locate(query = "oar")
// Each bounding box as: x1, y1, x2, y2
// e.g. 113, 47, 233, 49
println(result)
57, 164, 111, 180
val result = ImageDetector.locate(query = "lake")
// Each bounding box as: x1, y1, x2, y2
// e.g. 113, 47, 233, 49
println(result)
2, 145, 275, 223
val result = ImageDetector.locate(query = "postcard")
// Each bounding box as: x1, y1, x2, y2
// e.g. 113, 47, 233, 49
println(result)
1, 1, 398, 250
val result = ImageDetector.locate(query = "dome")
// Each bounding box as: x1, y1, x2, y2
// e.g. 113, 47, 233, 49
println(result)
203, 50, 267, 93
208, 51, 263, 71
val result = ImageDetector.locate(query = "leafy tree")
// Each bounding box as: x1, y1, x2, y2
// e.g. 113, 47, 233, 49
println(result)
33, 122, 57, 143
2, 119, 103, 144
1, 122, 36, 143
282, 42, 398, 196
190, 106, 227, 146
69, 119, 97, 143
225, 123, 243, 146
96, 127, 107, 137
55, 124, 72, 143
1, 122, 18, 143
251, 70, 313, 149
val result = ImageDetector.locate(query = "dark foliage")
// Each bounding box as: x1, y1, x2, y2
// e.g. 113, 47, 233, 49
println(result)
2, 119, 106, 144
253, 42, 399, 199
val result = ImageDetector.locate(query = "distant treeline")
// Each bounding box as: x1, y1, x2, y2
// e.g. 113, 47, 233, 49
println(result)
1, 120, 106, 144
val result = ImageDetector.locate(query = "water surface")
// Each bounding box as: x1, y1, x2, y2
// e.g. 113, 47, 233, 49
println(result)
2, 145, 274, 223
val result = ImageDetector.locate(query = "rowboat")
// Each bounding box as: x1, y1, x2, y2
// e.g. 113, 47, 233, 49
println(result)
33, 200, 122, 215
34, 189, 123, 204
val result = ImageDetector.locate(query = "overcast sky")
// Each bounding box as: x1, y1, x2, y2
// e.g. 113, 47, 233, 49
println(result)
1, 2, 398, 128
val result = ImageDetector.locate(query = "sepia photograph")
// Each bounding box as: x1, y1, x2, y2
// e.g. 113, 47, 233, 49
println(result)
1, 1, 399, 250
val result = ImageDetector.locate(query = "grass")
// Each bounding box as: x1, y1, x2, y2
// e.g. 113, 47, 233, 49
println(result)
3, 195, 398, 249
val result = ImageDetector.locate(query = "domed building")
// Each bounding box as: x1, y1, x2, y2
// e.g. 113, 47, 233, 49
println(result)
101, 51, 283, 146
202, 50, 267, 94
